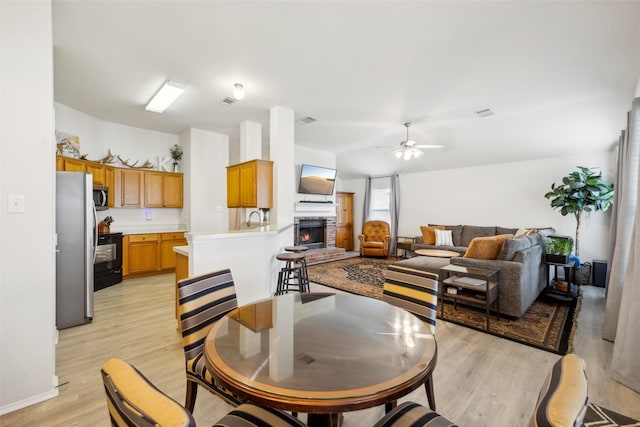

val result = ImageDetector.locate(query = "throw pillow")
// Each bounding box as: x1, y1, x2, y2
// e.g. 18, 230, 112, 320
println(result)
464, 234, 513, 260
434, 229, 454, 246
420, 225, 445, 245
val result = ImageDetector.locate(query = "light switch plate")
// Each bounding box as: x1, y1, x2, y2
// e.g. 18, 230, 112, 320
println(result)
8, 194, 25, 213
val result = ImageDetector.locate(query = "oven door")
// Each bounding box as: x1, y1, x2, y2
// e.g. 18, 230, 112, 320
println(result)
95, 242, 116, 272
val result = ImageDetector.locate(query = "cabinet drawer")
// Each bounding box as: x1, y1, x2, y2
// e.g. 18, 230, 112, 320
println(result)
161, 232, 185, 241
128, 234, 159, 243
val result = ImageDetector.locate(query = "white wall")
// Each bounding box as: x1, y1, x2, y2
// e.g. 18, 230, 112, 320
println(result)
1, 0, 57, 413
180, 128, 229, 232
55, 103, 183, 229
342, 152, 615, 262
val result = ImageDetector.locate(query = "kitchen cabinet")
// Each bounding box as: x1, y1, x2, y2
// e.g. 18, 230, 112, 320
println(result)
118, 169, 144, 207
226, 159, 273, 208
86, 162, 106, 186
105, 166, 115, 207
56, 156, 183, 208
160, 232, 187, 270
123, 232, 186, 278
63, 158, 86, 173
145, 172, 183, 208
336, 191, 354, 250
127, 233, 159, 275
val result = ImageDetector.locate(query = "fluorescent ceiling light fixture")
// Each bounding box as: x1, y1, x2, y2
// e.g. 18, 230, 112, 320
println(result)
145, 81, 185, 113
233, 83, 245, 100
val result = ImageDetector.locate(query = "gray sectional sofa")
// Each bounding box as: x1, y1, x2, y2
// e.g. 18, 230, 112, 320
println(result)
393, 224, 555, 318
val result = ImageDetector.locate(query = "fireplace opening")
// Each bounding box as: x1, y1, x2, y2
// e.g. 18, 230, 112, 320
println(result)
296, 219, 325, 250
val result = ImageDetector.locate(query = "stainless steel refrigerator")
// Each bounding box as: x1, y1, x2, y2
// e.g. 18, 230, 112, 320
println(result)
56, 172, 96, 329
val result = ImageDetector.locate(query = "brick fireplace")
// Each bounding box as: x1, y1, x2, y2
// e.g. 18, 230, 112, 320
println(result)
293, 216, 344, 264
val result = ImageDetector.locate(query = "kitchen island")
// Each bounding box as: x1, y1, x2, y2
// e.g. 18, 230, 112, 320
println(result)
183, 223, 294, 305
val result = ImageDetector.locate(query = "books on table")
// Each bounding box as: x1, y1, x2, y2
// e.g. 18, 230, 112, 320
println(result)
445, 275, 486, 287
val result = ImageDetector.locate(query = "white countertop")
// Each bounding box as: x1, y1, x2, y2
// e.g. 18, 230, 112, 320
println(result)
110, 224, 188, 234
172, 245, 188, 256
187, 223, 293, 241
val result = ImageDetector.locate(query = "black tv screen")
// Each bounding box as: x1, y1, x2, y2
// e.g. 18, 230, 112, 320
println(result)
298, 164, 337, 195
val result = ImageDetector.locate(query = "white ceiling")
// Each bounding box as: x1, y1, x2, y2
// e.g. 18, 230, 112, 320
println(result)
52, 1, 640, 179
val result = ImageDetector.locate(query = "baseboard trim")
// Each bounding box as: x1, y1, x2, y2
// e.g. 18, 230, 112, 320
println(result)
0, 388, 59, 416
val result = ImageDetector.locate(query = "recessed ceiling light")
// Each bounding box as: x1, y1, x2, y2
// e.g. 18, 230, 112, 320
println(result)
232, 83, 245, 100
475, 108, 494, 118
145, 80, 185, 113
296, 116, 317, 125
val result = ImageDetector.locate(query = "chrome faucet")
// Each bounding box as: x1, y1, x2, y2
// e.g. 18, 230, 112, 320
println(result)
247, 210, 263, 227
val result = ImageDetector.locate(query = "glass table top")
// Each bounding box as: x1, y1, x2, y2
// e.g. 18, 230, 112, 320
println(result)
204, 293, 436, 403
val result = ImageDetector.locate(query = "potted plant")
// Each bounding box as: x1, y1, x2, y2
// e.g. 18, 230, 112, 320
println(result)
170, 144, 183, 172
543, 235, 574, 264
544, 166, 614, 256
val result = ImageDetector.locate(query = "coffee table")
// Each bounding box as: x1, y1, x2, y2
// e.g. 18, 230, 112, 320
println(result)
204, 293, 437, 427
415, 248, 461, 258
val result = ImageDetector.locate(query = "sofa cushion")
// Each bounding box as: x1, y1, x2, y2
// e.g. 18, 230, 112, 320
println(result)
497, 235, 533, 261
464, 234, 513, 260
460, 225, 497, 247
420, 225, 445, 245
497, 226, 519, 235
434, 229, 454, 246
429, 224, 463, 246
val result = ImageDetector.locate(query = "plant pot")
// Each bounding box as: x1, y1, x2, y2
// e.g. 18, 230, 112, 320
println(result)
545, 253, 570, 264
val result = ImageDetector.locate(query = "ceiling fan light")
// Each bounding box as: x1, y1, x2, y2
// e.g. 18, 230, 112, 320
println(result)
394, 150, 403, 159
403, 149, 412, 160
413, 149, 423, 158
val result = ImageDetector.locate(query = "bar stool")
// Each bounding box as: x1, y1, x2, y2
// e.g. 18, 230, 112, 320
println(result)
285, 246, 309, 293
275, 252, 309, 295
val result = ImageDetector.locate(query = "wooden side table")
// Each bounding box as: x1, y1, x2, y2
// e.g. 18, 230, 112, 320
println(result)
396, 236, 415, 258
545, 260, 577, 302
439, 264, 501, 331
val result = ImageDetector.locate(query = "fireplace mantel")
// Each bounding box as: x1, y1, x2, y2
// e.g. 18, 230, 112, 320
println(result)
294, 202, 336, 217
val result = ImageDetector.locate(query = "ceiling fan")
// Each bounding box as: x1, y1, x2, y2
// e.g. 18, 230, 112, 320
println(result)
380, 122, 443, 160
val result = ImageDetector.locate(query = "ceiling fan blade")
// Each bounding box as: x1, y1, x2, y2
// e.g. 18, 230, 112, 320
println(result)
414, 144, 444, 148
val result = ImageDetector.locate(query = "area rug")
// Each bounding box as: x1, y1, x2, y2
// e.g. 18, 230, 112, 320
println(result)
582, 402, 640, 427
307, 257, 580, 354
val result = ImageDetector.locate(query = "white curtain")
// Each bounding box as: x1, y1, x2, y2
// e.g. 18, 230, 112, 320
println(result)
603, 97, 640, 392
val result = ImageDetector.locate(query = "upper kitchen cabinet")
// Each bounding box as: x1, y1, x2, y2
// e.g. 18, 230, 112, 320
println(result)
62, 157, 86, 173
227, 159, 273, 208
117, 169, 144, 207
85, 162, 106, 186
145, 171, 183, 208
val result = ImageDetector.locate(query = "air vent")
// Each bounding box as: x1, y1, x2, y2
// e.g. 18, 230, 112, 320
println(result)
219, 97, 237, 107
296, 116, 317, 125
475, 108, 494, 118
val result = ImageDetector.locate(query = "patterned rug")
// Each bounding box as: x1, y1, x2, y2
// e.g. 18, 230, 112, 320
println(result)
583, 402, 640, 427
307, 257, 580, 354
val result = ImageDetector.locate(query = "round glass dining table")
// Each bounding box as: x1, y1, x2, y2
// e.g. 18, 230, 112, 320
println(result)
203, 292, 437, 427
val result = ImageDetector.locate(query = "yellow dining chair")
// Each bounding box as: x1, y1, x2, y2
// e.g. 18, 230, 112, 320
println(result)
373, 353, 589, 427
101, 358, 308, 427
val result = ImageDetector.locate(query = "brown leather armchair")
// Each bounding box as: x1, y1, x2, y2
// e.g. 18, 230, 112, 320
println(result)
359, 220, 391, 257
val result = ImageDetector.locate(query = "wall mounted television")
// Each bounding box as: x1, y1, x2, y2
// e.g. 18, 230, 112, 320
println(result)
298, 164, 337, 196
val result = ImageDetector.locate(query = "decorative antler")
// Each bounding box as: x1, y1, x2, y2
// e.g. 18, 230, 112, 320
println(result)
117, 156, 155, 169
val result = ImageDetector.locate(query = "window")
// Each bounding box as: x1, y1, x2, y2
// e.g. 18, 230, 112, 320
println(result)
368, 177, 391, 224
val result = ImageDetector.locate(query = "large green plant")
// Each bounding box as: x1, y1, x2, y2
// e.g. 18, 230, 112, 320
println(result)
544, 166, 614, 256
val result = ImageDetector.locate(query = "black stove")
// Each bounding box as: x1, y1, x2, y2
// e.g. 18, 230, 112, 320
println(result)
95, 232, 123, 291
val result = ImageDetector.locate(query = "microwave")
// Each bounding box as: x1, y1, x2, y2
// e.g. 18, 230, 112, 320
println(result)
93, 186, 109, 211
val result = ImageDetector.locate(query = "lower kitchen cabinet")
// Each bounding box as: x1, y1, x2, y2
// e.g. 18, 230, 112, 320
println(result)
160, 232, 188, 270
128, 234, 160, 275
124, 232, 187, 278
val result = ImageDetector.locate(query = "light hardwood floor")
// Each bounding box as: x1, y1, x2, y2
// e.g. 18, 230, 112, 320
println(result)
1, 274, 638, 426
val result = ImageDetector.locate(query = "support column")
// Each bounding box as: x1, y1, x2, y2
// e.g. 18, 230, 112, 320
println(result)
240, 120, 262, 161
269, 106, 295, 225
